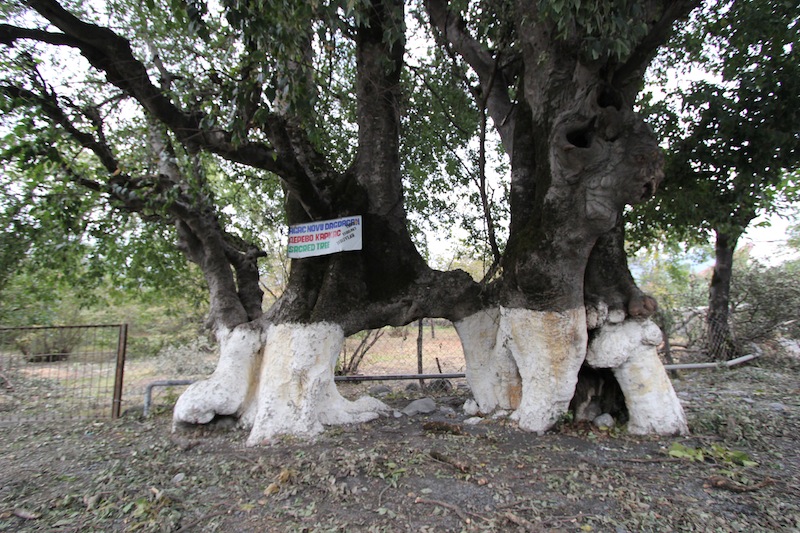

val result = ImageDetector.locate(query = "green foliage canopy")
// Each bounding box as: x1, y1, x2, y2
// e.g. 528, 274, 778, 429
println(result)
630, 0, 800, 249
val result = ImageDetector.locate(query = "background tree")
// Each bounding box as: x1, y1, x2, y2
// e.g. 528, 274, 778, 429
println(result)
631, 0, 800, 359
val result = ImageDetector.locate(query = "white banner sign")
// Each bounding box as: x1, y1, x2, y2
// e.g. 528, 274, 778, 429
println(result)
287, 216, 363, 259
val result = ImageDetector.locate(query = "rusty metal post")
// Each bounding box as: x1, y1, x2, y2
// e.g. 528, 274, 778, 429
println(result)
111, 324, 128, 418
417, 319, 425, 390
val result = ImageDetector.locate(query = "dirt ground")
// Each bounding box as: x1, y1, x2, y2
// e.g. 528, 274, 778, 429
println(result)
1, 354, 798, 532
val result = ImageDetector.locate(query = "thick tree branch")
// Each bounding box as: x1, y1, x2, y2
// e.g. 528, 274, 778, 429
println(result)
612, 0, 701, 93
44, 150, 106, 193
175, 217, 252, 328
144, 119, 265, 325
0, 23, 74, 47
4, 83, 195, 221
226, 245, 267, 321
25, 0, 197, 134
33, 145, 169, 225
585, 218, 657, 318
424, 0, 515, 150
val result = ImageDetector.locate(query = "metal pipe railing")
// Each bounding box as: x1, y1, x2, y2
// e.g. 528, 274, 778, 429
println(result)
142, 353, 762, 416
143, 380, 195, 417
333, 373, 465, 382
663, 352, 760, 371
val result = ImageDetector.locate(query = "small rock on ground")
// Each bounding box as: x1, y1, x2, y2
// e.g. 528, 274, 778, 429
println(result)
463, 399, 480, 416
368, 385, 392, 397
593, 413, 615, 429
402, 397, 437, 416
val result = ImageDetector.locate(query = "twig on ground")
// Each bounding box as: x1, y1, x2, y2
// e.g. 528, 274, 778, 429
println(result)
496, 500, 541, 514
422, 421, 465, 435
497, 499, 525, 510
503, 510, 541, 531
429, 450, 470, 472
615, 458, 685, 464
233, 453, 260, 465
541, 513, 595, 526
377, 484, 391, 507
415, 497, 470, 524
537, 466, 584, 474
0, 370, 13, 391
705, 475, 774, 493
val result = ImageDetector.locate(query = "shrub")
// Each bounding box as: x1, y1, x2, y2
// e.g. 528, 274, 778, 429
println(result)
730, 260, 800, 344
16, 328, 83, 363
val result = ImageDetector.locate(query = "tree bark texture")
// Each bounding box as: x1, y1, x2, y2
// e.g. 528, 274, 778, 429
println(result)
707, 229, 740, 360
428, 0, 693, 436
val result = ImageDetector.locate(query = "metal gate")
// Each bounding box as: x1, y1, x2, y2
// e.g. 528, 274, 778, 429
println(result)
0, 324, 127, 423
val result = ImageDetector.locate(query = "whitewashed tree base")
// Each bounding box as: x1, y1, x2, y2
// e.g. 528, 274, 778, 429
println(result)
456, 307, 587, 433
174, 322, 389, 445
173, 325, 263, 426
505, 307, 588, 432
244, 322, 388, 446
174, 312, 685, 441
586, 319, 688, 435
454, 308, 521, 414
457, 307, 687, 435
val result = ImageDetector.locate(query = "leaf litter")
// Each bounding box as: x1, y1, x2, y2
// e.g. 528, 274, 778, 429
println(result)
0, 357, 798, 532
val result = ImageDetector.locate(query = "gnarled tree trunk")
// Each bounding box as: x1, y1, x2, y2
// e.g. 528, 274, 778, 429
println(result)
433, 0, 691, 436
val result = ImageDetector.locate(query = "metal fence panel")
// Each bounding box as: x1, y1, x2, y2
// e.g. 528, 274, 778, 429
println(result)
0, 325, 126, 423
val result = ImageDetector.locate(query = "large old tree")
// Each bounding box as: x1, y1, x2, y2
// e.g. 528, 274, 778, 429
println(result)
0, 0, 693, 443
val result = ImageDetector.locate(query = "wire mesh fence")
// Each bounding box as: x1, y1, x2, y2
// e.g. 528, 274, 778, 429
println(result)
0, 325, 126, 423
121, 335, 217, 417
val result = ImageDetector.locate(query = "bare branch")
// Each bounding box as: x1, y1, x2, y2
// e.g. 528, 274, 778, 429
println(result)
145, 41, 181, 91
19, 0, 333, 218
477, 105, 502, 267
1, 83, 121, 173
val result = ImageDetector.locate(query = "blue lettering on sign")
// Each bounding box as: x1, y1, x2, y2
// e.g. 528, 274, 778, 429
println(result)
289, 217, 360, 234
